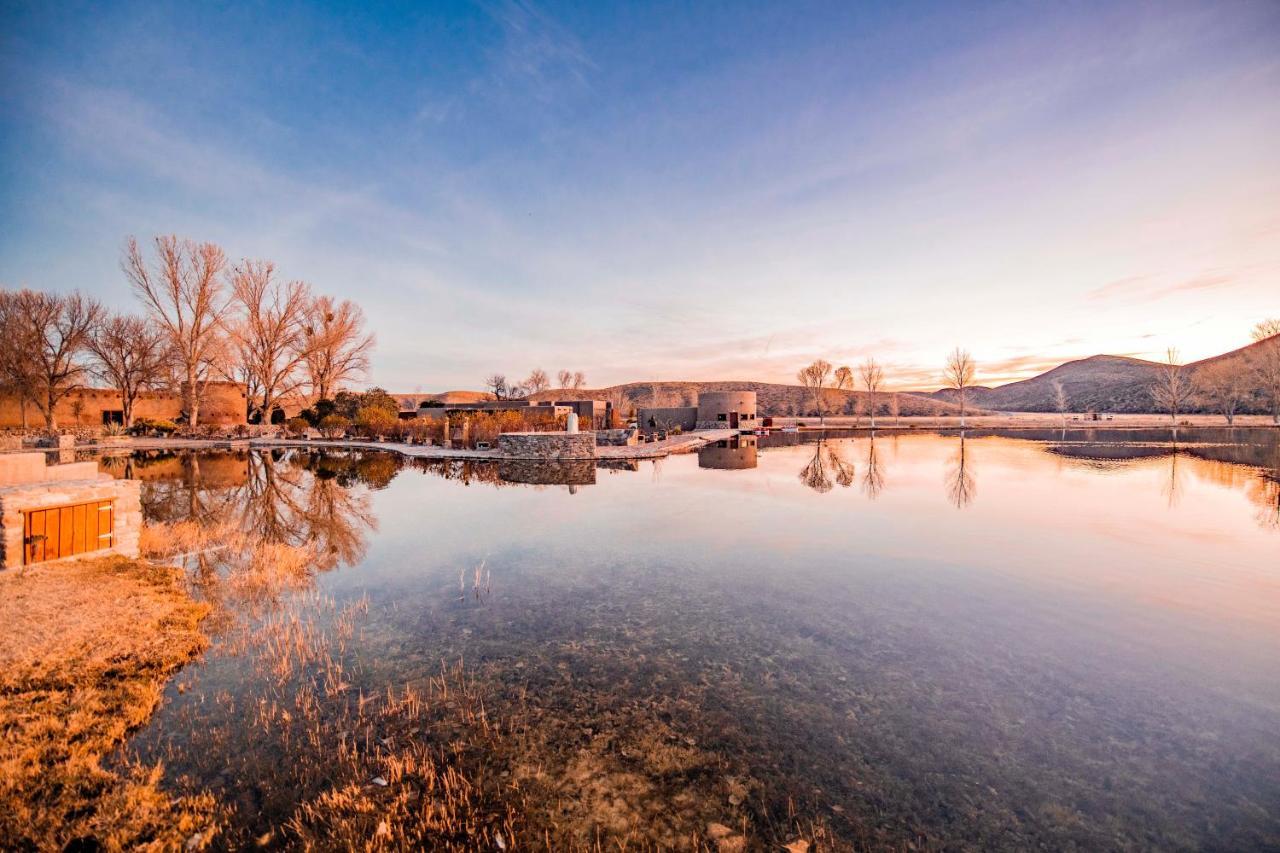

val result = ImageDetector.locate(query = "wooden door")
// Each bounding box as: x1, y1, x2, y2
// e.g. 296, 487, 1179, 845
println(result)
23, 501, 113, 565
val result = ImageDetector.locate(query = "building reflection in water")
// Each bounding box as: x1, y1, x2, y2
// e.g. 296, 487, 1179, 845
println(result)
698, 435, 758, 470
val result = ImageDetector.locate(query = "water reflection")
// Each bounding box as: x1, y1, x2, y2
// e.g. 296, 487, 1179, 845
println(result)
945, 435, 977, 509
99, 432, 1280, 849
861, 436, 885, 499
698, 434, 758, 470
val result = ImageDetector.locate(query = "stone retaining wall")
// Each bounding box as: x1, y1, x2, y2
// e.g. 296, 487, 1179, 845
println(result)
0, 477, 142, 569
497, 431, 596, 460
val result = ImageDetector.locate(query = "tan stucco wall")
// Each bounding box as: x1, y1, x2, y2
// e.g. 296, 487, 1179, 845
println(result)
0, 383, 248, 428
696, 391, 757, 428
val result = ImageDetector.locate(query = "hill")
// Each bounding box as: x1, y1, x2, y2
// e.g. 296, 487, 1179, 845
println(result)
929, 355, 1163, 412
927, 336, 1279, 413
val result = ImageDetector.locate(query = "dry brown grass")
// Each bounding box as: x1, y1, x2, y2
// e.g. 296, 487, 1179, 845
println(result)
0, 555, 218, 850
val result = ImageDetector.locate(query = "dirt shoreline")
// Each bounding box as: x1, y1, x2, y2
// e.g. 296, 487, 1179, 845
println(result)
0, 556, 217, 850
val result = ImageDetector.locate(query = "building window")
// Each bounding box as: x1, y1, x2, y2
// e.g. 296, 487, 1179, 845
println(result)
717, 413, 726, 421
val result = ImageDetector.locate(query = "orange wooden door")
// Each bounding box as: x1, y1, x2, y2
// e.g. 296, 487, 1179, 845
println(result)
23, 501, 113, 565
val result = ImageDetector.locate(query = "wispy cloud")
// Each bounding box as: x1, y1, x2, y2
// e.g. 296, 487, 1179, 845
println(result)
1088, 269, 1238, 302
479, 0, 596, 103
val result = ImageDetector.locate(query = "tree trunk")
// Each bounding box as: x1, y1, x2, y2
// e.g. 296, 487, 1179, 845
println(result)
186, 369, 201, 428
44, 390, 57, 431
122, 394, 134, 429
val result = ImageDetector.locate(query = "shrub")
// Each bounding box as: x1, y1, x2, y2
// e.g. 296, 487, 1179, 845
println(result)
286, 417, 311, 438
129, 418, 179, 437
354, 406, 398, 438
318, 414, 350, 439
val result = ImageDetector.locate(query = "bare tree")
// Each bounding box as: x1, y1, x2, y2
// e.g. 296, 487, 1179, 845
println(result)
798, 359, 833, 425
1052, 380, 1069, 427
123, 235, 229, 427
1149, 348, 1194, 423
228, 260, 312, 423
1250, 332, 1280, 424
1251, 318, 1280, 342
572, 371, 586, 391
524, 368, 550, 395
0, 291, 41, 429
1198, 361, 1250, 425
86, 313, 170, 427
0, 289, 103, 430
557, 370, 573, 389
301, 295, 374, 403
944, 348, 976, 427
859, 358, 884, 428
484, 374, 509, 400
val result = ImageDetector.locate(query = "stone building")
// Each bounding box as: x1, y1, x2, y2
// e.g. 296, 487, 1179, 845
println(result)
637, 390, 758, 434
0, 453, 142, 569
0, 382, 248, 429
696, 391, 758, 430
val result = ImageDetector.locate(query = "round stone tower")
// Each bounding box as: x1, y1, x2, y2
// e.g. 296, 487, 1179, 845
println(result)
695, 390, 757, 430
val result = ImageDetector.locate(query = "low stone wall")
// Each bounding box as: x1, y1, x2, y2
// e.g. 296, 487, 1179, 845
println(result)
595, 428, 638, 447
497, 431, 596, 460
0, 477, 142, 569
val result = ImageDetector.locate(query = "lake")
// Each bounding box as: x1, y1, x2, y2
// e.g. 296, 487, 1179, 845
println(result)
102, 429, 1280, 849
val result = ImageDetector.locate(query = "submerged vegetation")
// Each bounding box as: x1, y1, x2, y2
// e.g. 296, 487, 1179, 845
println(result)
5, 432, 1278, 849
0, 556, 215, 850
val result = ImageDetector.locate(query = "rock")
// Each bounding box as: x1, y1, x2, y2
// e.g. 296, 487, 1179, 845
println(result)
706, 823, 733, 839
371, 776, 388, 787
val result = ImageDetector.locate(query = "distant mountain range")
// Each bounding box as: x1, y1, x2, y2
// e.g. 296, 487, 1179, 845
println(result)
416, 336, 1277, 416
928, 335, 1277, 413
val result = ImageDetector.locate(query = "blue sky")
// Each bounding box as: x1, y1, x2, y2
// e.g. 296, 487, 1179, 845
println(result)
1, 0, 1277, 391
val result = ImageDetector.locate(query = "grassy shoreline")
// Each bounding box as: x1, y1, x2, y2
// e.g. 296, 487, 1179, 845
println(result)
0, 556, 218, 850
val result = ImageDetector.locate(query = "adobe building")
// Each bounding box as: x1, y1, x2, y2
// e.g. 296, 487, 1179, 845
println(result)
0, 382, 248, 429
0, 452, 142, 569
638, 390, 758, 434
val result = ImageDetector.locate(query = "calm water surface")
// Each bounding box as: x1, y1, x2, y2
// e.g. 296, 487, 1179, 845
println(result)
105, 430, 1280, 849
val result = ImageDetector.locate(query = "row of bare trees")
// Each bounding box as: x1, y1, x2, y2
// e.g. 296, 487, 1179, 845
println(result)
797, 349, 974, 426
484, 368, 586, 400
0, 234, 374, 430
1154, 323, 1280, 424
797, 323, 1280, 427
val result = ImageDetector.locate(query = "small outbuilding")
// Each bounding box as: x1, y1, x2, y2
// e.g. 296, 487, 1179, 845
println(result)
696, 391, 758, 430
0, 453, 142, 569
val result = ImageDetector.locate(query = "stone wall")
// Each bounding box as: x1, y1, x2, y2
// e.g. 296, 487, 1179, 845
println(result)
0, 453, 144, 568
595, 428, 638, 447
636, 406, 698, 434
496, 431, 596, 460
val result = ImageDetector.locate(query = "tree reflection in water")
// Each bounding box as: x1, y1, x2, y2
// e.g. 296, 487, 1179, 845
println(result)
945, 435, 977, 509
861, 437, 885, 500
134, 449, 383, 598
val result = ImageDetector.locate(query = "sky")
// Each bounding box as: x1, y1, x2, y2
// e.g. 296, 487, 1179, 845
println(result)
1, 0, 1277, 392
